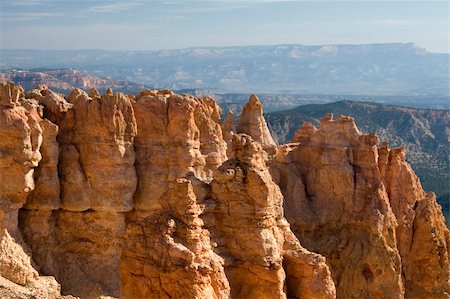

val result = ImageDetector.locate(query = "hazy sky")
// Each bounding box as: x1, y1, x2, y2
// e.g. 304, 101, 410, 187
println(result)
0, 0, 448, 53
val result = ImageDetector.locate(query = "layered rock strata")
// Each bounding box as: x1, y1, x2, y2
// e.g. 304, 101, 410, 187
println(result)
379, 143, 450, 298
272, 115, 450, 299
120, 90, 230, 298
0, 82, 60, 298
0, 82, 448, 299
210, 134, 335, 299
19, 85, 137, 297
271, 115, 404, 298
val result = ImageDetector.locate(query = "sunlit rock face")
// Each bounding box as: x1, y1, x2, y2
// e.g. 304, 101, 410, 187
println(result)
379, 143, 450, 298
0, 83, 448, 299
271, 115, 404, 298
271, 114, 450, 299
0, 82, 60, 298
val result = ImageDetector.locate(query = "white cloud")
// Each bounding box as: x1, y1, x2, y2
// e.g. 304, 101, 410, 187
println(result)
6, 0, 41, 6
0, 12, 64, 21
0, 0, 56, 7
85, 2, 144, 13
371, 19, 415, 26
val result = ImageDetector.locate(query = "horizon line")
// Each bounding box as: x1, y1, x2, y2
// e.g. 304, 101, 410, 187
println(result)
1, 42, 448, 54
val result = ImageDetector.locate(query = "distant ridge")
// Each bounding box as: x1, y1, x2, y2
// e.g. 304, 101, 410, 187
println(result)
0, 68, 148, 94
1, 43, 448, 96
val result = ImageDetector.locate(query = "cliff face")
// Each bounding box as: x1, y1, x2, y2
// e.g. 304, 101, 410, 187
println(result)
0, 82, 448, 299
271, 116, 403, 298
271, 116, 450, 299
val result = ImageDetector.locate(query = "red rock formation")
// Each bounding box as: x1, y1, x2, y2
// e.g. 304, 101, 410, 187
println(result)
0, 83, 448, 299
237, 94, 277, 155
132, 90, 227, 211
19, 86, 137, 297
121, 178, 230, 299
380, 143, 450, 298
273, 115, 450, 299
0, 82, 60, 298
210, 134, 335, 299
121, 90, 230, 298
272, 115, 404, 298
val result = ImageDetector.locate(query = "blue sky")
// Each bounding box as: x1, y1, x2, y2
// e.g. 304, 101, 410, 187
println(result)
0, 1, 448, 53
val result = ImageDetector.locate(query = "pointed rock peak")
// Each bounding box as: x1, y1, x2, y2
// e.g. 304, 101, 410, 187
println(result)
237, 95, 276, 152
223, 111, 235, 131
105, 88, 113, 96
390, 146, 406, 161
248, 94, 261, 105
88, 88, 101, 99
244, 94, 263, 112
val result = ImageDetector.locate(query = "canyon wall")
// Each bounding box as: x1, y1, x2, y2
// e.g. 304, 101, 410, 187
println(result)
0, 82, 448, 298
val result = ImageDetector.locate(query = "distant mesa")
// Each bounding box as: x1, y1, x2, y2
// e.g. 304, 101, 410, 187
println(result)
1, 43, 448, 96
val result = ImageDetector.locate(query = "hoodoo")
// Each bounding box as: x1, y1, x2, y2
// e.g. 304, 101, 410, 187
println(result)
0, 82, 448, 298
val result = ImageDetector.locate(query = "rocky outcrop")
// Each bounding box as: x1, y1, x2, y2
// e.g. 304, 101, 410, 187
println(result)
271, 115, 404, 298
272, 115, 450, 299
0, 82, 60, 298
132, 90, 227, 211
19, 86, 137, 297
380, 143, 450, 298
0, 83, 448, 299
210, 134, 335, 299
237, 94, 277, 155
121, 90, 229, 298
120, 178, 230, 299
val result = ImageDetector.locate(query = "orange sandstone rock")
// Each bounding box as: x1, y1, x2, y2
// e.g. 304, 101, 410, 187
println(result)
0, 82, 448, 299
237, 94, 277, 155
0, 82, 60, 298
210, 134, 336, 299
20, 87, 138, 297
380, 144, 450, 298
272, 115, 405, 298
120, 179, 230, 299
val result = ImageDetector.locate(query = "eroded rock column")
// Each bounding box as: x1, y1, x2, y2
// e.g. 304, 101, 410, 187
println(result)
20, 86, 137, 298
0, 82, 60, 298
380, 143, 450, 298
272, 115, 404, 298
120, 90, 230, 298
209, 134, 335, 299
